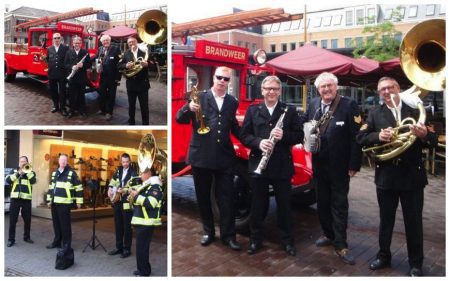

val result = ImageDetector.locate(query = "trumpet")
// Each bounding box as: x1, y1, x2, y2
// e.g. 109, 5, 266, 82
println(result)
20, 163, 33, 174
190, 86, 210, 134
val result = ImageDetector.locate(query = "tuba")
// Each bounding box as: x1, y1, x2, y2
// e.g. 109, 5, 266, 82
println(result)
362, 19, 445, 161
121, 9, 167, 78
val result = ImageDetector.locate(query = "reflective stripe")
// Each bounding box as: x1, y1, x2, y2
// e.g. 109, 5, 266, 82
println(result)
148, 196, 159, 208
53, 197, 74, 204
123, 203, 130, 210
136, 195, 145, 205
131, 217, 161, 226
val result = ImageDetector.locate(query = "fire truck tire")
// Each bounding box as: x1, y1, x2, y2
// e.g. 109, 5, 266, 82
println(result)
4, 68, 16, 82
291, 179, 317, 207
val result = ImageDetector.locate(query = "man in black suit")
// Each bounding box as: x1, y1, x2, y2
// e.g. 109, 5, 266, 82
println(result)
356, 77, 436, 276
175, 66, 241, 251
118, 36, 150, 125
95, 34, 121, 121
301, 72, 361, 265
107, 153, 138, 258
240, 75, 303, 256
48, 32, 69, 116
64, 36, 92, 119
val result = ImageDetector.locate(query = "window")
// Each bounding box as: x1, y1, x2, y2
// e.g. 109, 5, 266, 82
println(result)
409, 5, 418, 17
355, 37, 363, 47
311, 41, 318, 46
282, 21, 292, 31
344, 37, 353, 48
333, 15, 342, 25
251, 43, 257, 53
270, 44, 276, 52
321, 40, 328, 49
426, 4, 435, 16
323, 16, 332, 26
385, 8, 393, 20
290, 42, 296, 50
356, 9, 364, 25
314, 17, 322, 27
439, 4, 446, 15
281, 43, 287, 52
237, 41, 242, 47
292, 20, 301, 30
367, 8, 376, 24
263, 24, 272, 33
346, 10, 353, 26
299, 42, 304, 47
223, 40, 229, 45
331, 39, 338, 48
272, 23, 281, 32
5, 21, 11, 33
398, 6, 406, 19
245, 42, 250, 49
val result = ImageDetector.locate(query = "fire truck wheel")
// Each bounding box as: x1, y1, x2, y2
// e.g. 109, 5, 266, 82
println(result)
291, 178, 317, 207
4, 69, 16, 83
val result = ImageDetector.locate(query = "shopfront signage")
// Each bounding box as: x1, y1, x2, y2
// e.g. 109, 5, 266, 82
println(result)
195, 40, 248, 64
33, 130, 62, 137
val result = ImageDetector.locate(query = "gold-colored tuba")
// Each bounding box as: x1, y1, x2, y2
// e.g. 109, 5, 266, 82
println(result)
121, 9, 167, 78
362, 19, 445, 161
190, 86, 210, 134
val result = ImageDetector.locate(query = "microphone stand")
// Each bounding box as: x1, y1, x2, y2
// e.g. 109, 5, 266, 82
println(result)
83, 180, 106, 252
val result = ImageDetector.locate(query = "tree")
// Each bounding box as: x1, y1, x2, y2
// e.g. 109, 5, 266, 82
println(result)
353, 6, 405, 61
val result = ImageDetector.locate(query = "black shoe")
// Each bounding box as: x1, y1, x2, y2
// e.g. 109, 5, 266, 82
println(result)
7, 240, 14, 247
247, 241, 262, 255
61, 110, 68, 117
108, 248, 123, 255
46, 243, 60, 249
315, 235, 332, 247
128, 119, 136, 125
24, 238, 34, 244
223, 239, 242, 251
284, 244, 296, 256
133, 270, 150, 276
120, 250, 131, 258
335, 248, 355, 265
200, 234, 215, 246
369, 258, 391, 270
51, 107, 59, 113
409, 267, 423, 277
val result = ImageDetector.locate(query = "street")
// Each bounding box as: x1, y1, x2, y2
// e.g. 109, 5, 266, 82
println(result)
172, 166, 445, 276
4, 74, 167, 126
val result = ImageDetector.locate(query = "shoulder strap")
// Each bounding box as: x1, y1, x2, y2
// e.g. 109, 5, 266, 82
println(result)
319, 95, 341, 134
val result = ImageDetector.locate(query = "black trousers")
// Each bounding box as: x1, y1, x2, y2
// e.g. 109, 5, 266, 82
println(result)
99, 75, 117, 114
49, 78, 66, 110
249, 176, 293, 246
127, 89, 149, 125
191, 166, 236, 242
68, 82, 86, 114
376, 187, 424, 268
51, 204, 72, 249
9, 198, 32, 242
112, 202, 133, 251
135, 225, 154, 276
315, 167, 350, 250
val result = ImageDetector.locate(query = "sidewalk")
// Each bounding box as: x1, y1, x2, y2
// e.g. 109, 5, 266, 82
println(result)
4, 215, 167, 276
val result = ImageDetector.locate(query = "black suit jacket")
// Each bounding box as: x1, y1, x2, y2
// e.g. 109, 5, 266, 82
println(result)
240, 102, 303, 179
110, 166, 138, 204
301, 96, 362, 181
176, 89, 240, 169
117, 49, 150, 92
47, 44, 69, 79
64, 48, 92, 84
95, 45, 121, 81
356, 103, 437, 190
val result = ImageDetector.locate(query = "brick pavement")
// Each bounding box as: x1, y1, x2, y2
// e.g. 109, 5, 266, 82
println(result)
4, 215, 167, 276
172, 166, 445, 276
5, 75, 167, 125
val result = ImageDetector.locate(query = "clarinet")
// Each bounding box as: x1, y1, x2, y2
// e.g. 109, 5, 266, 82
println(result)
67, 53, 89, 81
254, 107, 288, 175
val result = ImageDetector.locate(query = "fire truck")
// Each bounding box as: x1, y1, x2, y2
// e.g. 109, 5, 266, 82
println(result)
172, 39, 316, 231
4, 8, 101, 89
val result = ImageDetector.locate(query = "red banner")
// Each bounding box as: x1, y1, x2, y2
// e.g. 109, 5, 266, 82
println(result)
195, 40, 248, 65
33, 130, 62, 137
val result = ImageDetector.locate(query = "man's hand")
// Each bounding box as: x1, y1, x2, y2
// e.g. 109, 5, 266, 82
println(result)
188, 100, 200, 112
410, 122, 428, 139
259, 139, 274, 153
107, 188, 113, 198
139, 60, 148, 67
129, 190, 138, 199
117, 187, 123, 194
76, 62, 83, 68
379, 127, 394, 142
47, 202, 52, 208
126, 61, 134, 69
348, 170, 358, 177
270, 127, 283, 141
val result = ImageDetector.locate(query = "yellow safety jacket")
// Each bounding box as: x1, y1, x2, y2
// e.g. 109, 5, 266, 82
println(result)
5, 169, 36, 200
47, 166, 83, 205
131, 176, 163, 226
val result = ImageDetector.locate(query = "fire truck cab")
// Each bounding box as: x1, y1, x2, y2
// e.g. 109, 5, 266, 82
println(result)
172, 40, 316, 231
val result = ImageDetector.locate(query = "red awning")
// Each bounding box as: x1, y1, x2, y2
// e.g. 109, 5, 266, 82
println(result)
101, 25, 136, 39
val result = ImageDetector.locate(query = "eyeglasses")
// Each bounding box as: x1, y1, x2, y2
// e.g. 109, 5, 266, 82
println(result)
53, 37, 61, 39
215, 75, 230, 82
378, 85, 396, 92
262, 87, 280, 92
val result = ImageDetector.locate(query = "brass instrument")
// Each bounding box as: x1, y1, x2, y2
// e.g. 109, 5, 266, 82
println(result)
21, 163, 33, 174
121, 9, 167, 78
190, 86, 210, 134
362, 19, 445, 161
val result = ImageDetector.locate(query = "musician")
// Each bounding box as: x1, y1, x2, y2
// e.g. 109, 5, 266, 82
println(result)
300, 72, 361, 264
118, 36, 151, 125
240, 75, 303, 256
46, 154, 83, 251
48, 32, 69, 116
107, 153, 138, 258
95, 34, 121, 121
64, 36, 92, 119
356, 77, 437, 276
129, 167, 163, 276
175, 66, 241, 251
5, 156, 36, 247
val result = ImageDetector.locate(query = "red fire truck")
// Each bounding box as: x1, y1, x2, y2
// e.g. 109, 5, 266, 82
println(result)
172, 39, 316, 230
4, 8, 101, 89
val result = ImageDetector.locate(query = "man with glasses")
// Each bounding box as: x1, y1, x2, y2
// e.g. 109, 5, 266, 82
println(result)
300, 72, 361, 265
240, 75, 303, 256
175, 66, 242, 251
356, 77, 436, 276
48, 33, 69, 116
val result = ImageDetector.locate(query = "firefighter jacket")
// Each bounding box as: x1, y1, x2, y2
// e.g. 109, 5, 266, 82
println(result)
47, 166, 83, 205
130, 176, 163, 226
109, 166, 138, 210
5, 169, 36, 200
